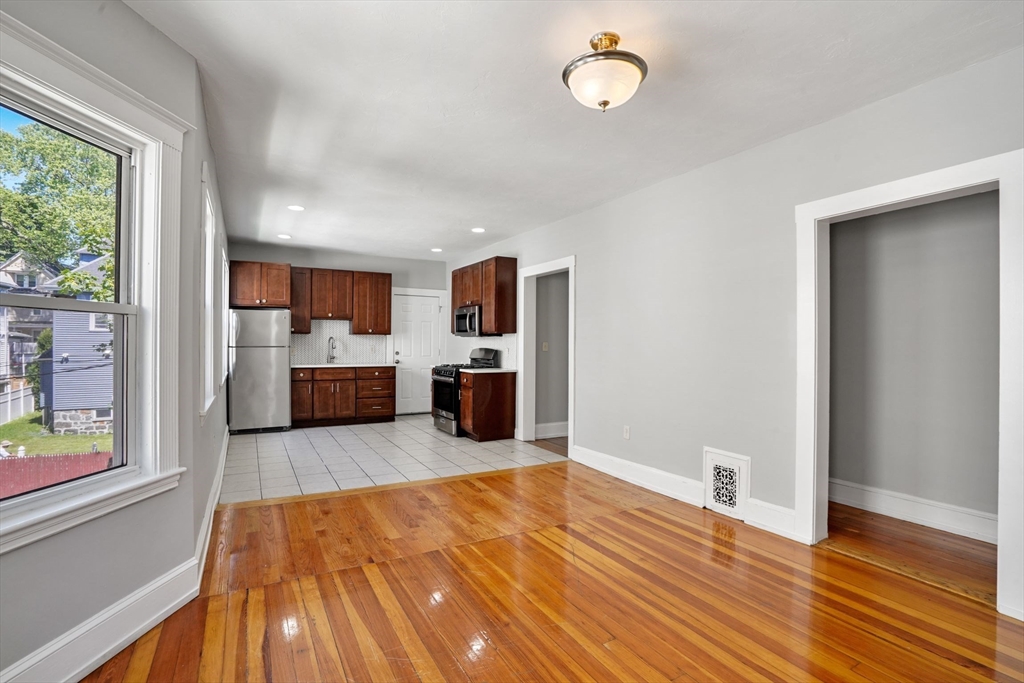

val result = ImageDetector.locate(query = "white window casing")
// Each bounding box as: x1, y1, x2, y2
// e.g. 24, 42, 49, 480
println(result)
0, 13, 193, 554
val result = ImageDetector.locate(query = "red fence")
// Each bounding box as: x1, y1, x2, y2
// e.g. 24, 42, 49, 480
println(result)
0, 452, 113, 499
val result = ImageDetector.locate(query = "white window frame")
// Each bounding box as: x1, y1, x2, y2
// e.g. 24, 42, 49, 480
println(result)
0, 15, 191, 555
221, 242, 230, 386
199, 162, 217, 417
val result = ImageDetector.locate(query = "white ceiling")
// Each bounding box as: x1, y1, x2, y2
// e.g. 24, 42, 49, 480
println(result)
126, 1, 1023, 261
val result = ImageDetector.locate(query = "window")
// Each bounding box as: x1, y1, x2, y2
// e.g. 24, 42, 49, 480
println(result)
89, 312, 112, 332
93, 408, 112, 420
1, 22, 185, 554
0, 101, 129, 500
221, 244, 230, 383
200, 163, 217, 413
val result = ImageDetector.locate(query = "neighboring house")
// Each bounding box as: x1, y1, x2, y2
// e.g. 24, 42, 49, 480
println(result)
33, 251, 116, 435
0, 305, 52, 392
40, 310, 113, 435
0, 251, 59, 293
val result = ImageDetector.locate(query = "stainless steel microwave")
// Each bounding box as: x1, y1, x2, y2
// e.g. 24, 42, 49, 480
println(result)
454, 305, 481, 337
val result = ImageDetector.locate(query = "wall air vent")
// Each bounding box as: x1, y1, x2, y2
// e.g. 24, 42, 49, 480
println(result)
703, 447, 751, 520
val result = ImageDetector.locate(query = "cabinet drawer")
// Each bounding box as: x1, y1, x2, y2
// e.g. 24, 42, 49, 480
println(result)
459, 372, 474, 388
292, 368, 314, 381
356, 397, 395, 417
356, 366, 395, 380
357, 379, 395, 398
313, 367, 356, 380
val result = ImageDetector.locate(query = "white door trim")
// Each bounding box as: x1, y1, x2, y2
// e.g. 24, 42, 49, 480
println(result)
794, 149, 1023, 619
516, 256, 576, 448
389, 287, 446, 414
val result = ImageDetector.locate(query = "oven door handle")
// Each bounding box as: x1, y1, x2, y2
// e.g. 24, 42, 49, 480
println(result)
433, 375, 455, 384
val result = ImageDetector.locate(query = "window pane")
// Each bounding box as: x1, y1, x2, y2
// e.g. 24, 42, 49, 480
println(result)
0, 102, 122, 302
0, 305, 125, 500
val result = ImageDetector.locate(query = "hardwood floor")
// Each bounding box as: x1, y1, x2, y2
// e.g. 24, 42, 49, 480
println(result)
822, 502, 998, 606
534, 437, 569, 457
82, 462, 1023, 683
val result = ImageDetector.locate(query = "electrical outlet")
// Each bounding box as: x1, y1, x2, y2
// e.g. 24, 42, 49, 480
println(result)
542, 342, 549, 352
290, 347, 296, 356
623, 425, 630, 440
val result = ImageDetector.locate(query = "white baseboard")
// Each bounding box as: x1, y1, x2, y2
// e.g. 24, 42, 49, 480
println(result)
0, 559, 199, 683
535, 421, 568, 439
1, 427, 230, 683
828, 478, 997, 544
196, 426, 229, 580
745, 498, 808, 544
570, 445, 704, 507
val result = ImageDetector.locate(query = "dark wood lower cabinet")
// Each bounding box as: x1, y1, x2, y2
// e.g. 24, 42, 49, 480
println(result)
292, 366, 396, 427
459, 371, 515, 442
291, 380, 313, 421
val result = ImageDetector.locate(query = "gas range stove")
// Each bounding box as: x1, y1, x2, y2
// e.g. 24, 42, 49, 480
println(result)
432, 363, 473, 379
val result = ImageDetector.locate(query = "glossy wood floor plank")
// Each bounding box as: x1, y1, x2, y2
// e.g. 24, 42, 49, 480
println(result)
823, 502, 997, 606
90, 462, 1021, 682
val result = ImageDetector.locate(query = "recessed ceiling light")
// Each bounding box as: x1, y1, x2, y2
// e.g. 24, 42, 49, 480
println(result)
471, 228, 485, 233
431, 248, 443, 252
287, 205, 305, 211
277, 234, 292, 239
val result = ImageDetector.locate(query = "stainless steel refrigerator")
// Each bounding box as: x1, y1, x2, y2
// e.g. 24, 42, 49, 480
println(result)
228, 308, 291, 432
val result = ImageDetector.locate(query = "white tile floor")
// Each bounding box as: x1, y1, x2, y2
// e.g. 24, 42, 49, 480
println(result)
219, 414, 566, 504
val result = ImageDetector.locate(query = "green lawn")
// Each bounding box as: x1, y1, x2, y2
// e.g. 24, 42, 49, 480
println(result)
0, 411, 114, 456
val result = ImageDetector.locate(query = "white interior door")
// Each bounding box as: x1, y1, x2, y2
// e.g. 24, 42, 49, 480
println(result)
392, 294, 440, 414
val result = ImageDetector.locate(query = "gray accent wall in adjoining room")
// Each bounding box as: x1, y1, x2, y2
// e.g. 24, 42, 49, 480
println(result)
829, 191, 999, 514
535, 272, 569, 428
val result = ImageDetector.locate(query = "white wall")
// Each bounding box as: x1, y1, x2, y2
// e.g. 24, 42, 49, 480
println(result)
829, 191, 999, 514
0, 0, 228, 670
447, 47, 1024, 509
228, 242, 446, 290
535, 272, 569, 425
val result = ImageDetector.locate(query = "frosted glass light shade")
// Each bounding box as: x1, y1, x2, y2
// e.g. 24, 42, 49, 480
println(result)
567, 58, 644, 110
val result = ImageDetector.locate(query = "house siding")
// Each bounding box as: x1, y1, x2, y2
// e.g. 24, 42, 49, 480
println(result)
51, 310, 113, 411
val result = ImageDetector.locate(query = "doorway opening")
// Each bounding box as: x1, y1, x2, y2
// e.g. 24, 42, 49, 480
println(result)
794, 150, 1023, 619
389, 288, 445, 415
516, 256, 575, 455
823, 191, 999, 606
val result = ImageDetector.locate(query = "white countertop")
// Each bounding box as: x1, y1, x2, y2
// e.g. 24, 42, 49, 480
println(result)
459, 368, 516, 374
291, 363, 392, 368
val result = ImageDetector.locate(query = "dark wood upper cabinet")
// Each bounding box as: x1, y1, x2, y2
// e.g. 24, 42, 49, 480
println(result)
261, 262, 291, 306
290, 267, 311, 334
333, 270, 354, 320
229, 260, 291, 307
352, 271, 391, 334
450, 256, 517, 334
291, 380, 313, 421
229, 260, 262, 307
481, 256, 516, 335
310, 268, 334, 319
460, 263, 482, 307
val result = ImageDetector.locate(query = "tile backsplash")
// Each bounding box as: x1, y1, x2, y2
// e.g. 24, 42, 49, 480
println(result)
291, 320, 387, 365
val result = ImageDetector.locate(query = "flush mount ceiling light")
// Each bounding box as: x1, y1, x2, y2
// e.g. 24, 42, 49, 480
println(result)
431, 248, 443, 252
562, 31, 648, 112
277, 234, 292, 239
287, 205, 305, 211
472, 228, 485, 233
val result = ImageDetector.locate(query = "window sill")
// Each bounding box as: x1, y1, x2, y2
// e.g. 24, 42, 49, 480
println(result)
0, 467, 185, 555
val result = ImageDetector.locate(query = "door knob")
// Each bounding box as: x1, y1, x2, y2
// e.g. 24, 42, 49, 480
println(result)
395, 360, 401, 364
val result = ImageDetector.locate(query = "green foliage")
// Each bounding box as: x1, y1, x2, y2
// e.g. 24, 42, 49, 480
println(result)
0, 116, 118, 300
25, 327, 53, 404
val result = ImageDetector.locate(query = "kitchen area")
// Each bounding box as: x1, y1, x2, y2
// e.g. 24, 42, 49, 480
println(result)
220, 252, 564, 504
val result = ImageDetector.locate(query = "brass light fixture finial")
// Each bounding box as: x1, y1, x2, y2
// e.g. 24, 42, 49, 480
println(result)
590, 31, 620, 51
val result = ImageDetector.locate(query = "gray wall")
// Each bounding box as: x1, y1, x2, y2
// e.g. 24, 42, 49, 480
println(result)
829, 191, 999, 514
228, 242, 446, 291
0, 0, 228, 669
448, 47, 1023, 508
535, 272, 569, 426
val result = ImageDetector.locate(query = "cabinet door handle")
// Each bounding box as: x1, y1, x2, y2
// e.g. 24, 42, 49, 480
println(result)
328, 313, 332, 317
331, 382, 335, 393
372, 387, 381, 391
308, 384, 311, 395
